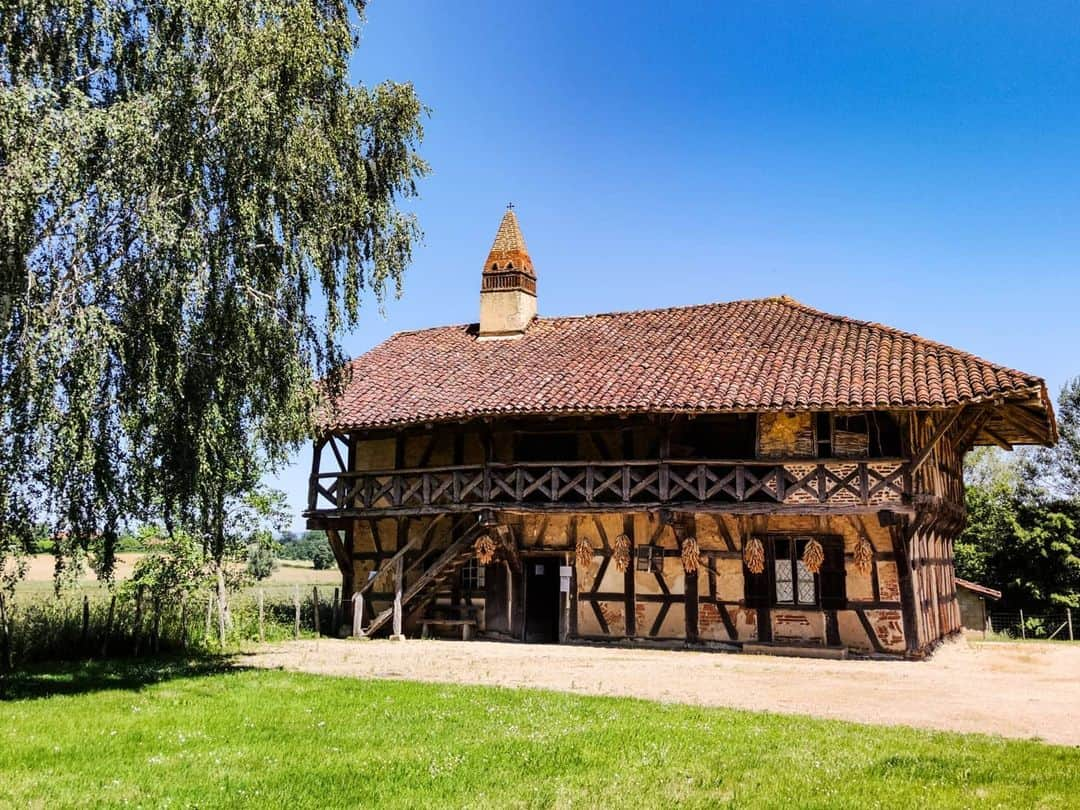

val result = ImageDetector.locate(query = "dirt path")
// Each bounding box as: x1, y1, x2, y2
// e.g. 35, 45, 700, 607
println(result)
241, 637, 1080, 746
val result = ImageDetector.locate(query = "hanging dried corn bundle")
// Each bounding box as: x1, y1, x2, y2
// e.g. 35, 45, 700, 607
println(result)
474, 535, 497, 566
802, 538, 825, 574
681, 536, 701, 574
854, 536, 874, 574
612, 534, 632, 572
575, 535, 594, 569
743, 537, 765, 575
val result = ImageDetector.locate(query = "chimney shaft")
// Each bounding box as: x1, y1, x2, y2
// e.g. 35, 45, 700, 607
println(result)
479, 207, 536, 339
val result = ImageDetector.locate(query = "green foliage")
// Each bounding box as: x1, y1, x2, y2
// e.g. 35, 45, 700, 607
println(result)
278, 529, 332, 568
246, 540, 279, 581
1, 585, 328, 668
311, 547, 334, 571
0, 0, 426, 586
125, 528, 211, 603
957, 381, 1080, 612
1, 666, 1078, 807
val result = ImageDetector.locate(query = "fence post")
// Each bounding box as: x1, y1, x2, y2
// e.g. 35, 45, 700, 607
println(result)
205, 592, 214, 643
80, 595, 90, 648
258, 589, 265, 643
332, 587, 340, 637
151, 594, 161, 654
215, 568, 227, 647
293, 585, 300, 640
133, 585, 145, 656
1069, 608, 1074, 642
0, 590, 10, 673
312, 587, 321, 636
1020, 608, 1026, 640
101, 595, 116, 657
179, 592, 188, 650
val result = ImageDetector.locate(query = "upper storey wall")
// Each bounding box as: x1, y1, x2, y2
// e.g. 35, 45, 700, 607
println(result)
350, 411, 910, 471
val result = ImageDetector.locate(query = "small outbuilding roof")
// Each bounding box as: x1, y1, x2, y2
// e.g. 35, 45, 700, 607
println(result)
955, 579, 1003, 600
322, 295, 1055, 445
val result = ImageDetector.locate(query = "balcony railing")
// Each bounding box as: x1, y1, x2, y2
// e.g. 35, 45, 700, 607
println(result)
306, 458, 910, 517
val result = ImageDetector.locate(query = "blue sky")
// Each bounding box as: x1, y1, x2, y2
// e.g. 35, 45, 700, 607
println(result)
271, 1, 1080, 529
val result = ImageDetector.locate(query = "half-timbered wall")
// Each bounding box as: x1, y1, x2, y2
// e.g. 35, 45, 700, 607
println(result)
904, 411, 968, 651
518, 511, 907, 654
327, 408, 978, 655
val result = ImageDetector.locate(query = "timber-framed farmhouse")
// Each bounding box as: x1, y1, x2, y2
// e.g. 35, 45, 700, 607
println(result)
305, 208, 1057, 657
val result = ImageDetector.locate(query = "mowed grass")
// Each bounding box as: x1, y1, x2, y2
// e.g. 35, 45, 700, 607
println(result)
1, 660, 1077, 809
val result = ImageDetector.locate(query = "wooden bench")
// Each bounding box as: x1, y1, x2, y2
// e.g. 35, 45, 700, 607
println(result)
420, 618, 477, 641
420, 605, 479, 640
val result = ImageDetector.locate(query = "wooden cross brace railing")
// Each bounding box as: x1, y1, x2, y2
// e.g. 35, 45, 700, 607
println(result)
308, 459, 910, 517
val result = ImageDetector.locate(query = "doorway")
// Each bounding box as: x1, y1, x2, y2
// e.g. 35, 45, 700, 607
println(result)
524, 556, 562, 643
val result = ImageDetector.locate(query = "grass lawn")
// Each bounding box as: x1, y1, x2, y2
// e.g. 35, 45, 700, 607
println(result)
1, 660, 1077, 809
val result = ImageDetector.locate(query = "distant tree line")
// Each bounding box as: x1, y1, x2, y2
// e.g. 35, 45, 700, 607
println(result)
956, 378, 1080, 614
277, 531, 335, 571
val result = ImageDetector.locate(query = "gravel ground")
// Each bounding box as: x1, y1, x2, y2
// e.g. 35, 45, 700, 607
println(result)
242, 636, 1080, 746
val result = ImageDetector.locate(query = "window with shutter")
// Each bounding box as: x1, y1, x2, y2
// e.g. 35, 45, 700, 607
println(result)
818, 536, 847, 609
752, 535, 846, 609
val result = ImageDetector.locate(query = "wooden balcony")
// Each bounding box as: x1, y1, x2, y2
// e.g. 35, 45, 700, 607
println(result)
306, 458, 911, 519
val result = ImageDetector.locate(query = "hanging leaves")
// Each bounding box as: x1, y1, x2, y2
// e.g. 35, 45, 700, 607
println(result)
612, 534, 631, 572
854, 536, 874, 574
744, 538, 765, 575
0, 1, 427, 582
802, 539, 825, 574
681, 536, 701, 574
474, 535, 497, 566
575, 535, 594, 569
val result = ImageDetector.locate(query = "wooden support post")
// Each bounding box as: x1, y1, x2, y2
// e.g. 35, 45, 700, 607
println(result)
1020, 608, 1026, 640
101, 595, 116, 657
1068, 608, 1073, 642
257, 589, 265, 643
391, 555, 404, 640
331, 587, 340, 638
312, 586, 321, 636
293, 585, 301, 639
352, 593, 364, 638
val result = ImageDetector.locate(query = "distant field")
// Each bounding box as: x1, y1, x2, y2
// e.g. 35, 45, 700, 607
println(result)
17, 553, 340, 592
1, 659, 1077, 809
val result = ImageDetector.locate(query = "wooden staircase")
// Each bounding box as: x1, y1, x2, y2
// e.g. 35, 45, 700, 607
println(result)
355, 522, 484, 638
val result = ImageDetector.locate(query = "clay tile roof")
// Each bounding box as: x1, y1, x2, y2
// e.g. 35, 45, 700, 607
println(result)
484, 209, 534, 277
955, 578, 1002, 600
323, 296, 1054, 437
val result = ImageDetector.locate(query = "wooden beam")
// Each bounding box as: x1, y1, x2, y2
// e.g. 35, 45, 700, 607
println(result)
981, 426, 1013, 451
996, 405, 1050, 444
909, 408, 964, 475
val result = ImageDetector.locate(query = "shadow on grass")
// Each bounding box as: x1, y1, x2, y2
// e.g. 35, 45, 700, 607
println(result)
0, 654, 247, 702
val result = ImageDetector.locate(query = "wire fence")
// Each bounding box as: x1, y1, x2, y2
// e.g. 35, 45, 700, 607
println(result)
0, 583, 350, 672
986, 609, 1076, 641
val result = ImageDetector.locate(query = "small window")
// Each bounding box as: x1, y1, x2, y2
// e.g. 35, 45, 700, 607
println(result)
461, 557, 485, 591
773, 537, 818, 606
635, 545, 664, 573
